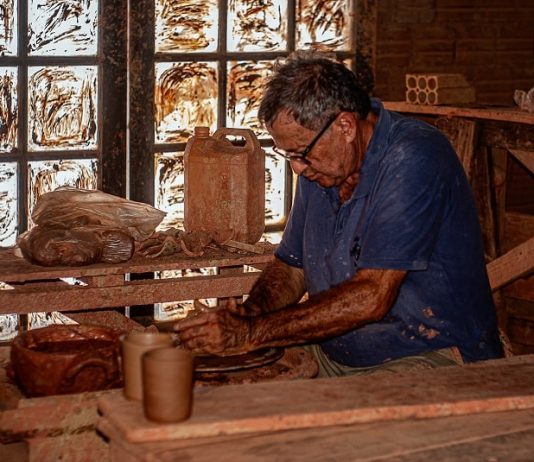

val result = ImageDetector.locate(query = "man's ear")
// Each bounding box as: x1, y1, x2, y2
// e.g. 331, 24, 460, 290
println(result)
337, 112, 357, 143
276, 109, 297, 127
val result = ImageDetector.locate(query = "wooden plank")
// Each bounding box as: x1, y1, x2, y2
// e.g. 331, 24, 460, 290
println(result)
503, 211, 534, 253
487, 235, 534, 290
65, 310, 144, 332
99, 409, 534, 462
490, 147, 509, 330
98, 358, 534, 444
0, 272, 261, 314
506, 296, 534, 321
435, 117, 476, 180
427, 87, 476, 105
0, 389, 121, 443
505, 276, 534, 302
479, 120, 534, 151
491, 148, 508, 253
25, 432, 110, 462
507, 317, 534, 346
80, 274, 125, 288
473, 146, 498, 261
508, 149, 534, 175
0, 247, 274, 283
383, 101, 534, 126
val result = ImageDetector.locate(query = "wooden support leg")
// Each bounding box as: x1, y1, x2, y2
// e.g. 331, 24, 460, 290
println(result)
218, 265, 245, 306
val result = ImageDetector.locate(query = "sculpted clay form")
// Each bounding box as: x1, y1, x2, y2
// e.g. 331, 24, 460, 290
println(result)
10, 324, 123, 397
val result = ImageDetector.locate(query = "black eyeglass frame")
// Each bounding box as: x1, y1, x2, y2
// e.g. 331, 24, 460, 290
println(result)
272, 113, 339, 163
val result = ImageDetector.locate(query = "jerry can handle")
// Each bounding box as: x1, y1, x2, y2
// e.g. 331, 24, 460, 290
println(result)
212, 127, 260, 148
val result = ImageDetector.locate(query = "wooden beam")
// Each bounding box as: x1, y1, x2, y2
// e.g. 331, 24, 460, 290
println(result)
382, 101, 534, 125
97, 358, 534, 444
508, 149, 534, 175
435, 117, 476, 180
505, 276, 534, 303
0, 273, 260, 315
487, 236, 534, 291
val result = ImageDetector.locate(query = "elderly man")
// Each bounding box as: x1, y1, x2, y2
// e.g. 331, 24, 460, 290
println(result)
175, 52, 502, 376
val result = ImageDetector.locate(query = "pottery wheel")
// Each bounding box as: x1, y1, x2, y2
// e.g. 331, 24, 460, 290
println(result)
194, 348, 284, 373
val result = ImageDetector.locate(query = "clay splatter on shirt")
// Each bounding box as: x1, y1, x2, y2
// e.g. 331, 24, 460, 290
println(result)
422, 307, 435, 318
418, 323, 439, 339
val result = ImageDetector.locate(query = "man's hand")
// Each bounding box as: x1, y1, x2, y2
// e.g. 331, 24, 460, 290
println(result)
173, 303, 253, 355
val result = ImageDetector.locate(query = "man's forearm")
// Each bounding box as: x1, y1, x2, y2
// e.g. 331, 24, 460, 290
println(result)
247, 268, 406, 348
243, 257, 306, 315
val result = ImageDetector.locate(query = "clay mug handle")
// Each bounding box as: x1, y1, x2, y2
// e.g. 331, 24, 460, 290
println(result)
212, 128, 260, 150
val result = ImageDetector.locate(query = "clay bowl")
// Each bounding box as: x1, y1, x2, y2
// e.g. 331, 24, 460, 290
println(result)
10, 324, 123, 397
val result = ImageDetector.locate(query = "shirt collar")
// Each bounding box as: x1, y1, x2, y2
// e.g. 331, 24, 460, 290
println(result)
351, 97, 391, 200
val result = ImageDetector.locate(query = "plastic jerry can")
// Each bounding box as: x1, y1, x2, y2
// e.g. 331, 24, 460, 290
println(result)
184, 126, 265, 244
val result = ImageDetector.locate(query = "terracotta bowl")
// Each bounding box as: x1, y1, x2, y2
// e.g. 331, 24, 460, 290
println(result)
10, 325, 123, 397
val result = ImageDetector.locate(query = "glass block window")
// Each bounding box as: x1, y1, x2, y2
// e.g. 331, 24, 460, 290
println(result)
0, 162, 17, 246
0, 0, 125, 339
28, 66, 98, 151
0, 67, 17, 151
27, 158, 98, 224
154, 151, 184, 231
154, 62, 218, 143
227, 0, 288, 52
296, 0, 354, 50
227, 60, 273, 137
149, 0, 357, 235
28, 0, 98, 56
0, 1, 103, 248
155, 0, 218, 53
0, 0, 18, 56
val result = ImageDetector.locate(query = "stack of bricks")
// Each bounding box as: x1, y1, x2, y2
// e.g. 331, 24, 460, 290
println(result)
405, 73, 476, 105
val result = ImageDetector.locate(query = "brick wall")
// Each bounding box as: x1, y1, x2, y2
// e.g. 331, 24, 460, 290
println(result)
373, 0, 534, 105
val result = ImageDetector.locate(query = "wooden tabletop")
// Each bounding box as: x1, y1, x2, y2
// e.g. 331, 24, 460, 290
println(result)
97, 355, 534, 461
98, 355, 534, 444
99, 408, 534, 462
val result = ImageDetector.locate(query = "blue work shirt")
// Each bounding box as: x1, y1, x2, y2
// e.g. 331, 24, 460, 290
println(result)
275, 98, 502, 367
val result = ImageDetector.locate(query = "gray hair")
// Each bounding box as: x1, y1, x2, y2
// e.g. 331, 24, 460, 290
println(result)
258, 50, 371, 130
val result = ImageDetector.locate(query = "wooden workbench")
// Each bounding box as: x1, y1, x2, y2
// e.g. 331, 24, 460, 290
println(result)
98, 354, 534, 461
0, 246, 274, 316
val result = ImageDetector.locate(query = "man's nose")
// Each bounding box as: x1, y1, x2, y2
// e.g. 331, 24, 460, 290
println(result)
290, 158, 309, 175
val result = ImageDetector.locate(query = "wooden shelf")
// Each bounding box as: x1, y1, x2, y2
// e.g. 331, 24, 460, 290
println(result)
0, 247, 274, 315
383, 101, 534, 125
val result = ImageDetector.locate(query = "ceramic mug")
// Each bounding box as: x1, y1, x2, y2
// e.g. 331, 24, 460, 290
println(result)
142, 347, 194, 423
121, 331, 174, 401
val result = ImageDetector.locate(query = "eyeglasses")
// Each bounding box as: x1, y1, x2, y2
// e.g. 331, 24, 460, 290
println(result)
272, 113, 339, 163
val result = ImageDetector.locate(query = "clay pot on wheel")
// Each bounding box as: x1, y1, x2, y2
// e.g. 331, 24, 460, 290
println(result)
10, 325, 123, 397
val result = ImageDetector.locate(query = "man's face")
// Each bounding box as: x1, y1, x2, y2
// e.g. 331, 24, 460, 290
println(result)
268, 111, 356, 188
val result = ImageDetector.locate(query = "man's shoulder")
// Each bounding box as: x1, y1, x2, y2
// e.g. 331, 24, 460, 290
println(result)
388, 113, 446, 145
381, 113, 456, 168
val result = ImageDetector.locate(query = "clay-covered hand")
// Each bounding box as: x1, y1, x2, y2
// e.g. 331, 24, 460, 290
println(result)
173, 306, 253, 355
